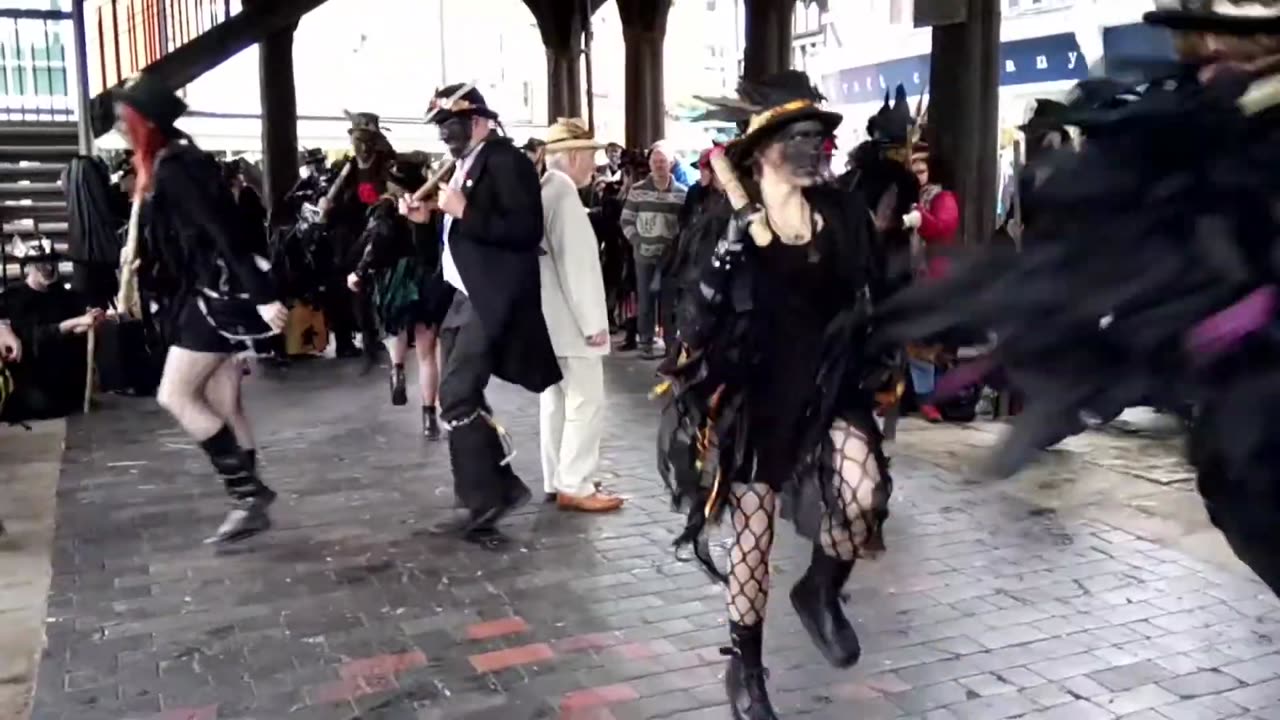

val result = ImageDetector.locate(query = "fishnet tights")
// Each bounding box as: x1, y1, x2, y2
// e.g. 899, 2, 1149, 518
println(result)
820, 420, 887, 562
727, 483, 776, 626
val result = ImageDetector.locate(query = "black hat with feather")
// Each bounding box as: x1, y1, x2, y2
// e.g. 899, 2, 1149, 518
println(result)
694, 70, 842, 165
867, 84, 915, 146
1144, 0, 1280, 35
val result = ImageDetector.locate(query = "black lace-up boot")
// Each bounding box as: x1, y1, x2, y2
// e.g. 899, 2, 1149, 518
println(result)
791, 544, 861, 667
724, 622, 778, 720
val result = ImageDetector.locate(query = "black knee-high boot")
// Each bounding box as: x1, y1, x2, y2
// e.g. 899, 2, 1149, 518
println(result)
791, 544, 861, 667
724, 622, 778, 720
201, 426, 275, 545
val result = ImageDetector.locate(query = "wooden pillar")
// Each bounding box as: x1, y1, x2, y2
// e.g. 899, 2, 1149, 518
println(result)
617, 0, 670, 149
927, 0, 999, 246
742, 0, 792, 81
544, 24, 584, 121
258, 23, 299, 222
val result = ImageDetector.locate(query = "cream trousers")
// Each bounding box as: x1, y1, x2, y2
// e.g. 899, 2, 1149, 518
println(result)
539, 356, 605, 497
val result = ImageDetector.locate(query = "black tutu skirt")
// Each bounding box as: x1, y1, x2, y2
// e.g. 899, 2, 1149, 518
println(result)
372, 258, 453, 336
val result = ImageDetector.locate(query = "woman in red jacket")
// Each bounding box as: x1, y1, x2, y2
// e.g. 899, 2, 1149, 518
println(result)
903, 146, 960, 421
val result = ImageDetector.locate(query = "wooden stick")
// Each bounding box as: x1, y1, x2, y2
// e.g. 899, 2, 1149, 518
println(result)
410, 158, 458, 204
83, 323, 94, 414
115, 195, 143, 319
707, 147, 772, 248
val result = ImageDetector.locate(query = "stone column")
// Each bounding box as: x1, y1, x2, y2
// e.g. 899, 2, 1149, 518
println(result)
927, 0, 1000, 246
742, 0, 793, 81
616, 0, 671, 149
258, 23, 299, 222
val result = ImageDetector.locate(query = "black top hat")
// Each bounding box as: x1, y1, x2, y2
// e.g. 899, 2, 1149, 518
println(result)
348, 112, 385, 136
1019, 98, 1069, 133
112, 73, 187, 129
1145, 0, 1280, 34
428, 84, 501, 124
387, 161, 427, 194
301, 148, 326, 165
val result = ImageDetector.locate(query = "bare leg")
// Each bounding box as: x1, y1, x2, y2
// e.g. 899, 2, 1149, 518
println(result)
156, 347, 233, 442
387, 330, 409, 365
204, 356, 254, 450
413, 323, 439, 407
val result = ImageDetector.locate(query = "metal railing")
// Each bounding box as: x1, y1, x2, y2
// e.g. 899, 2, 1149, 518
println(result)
0, 9, 75, 123
87, 0, 241, 96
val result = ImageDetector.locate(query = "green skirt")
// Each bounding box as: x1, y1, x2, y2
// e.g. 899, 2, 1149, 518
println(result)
373, 257, 441, 337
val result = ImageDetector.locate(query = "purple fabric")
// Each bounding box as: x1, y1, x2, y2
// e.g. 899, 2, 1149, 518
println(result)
935, 355, 996, 401
1186, 285, 1277, 362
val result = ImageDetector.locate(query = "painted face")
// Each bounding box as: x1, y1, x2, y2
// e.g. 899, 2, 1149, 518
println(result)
439, 116, 474, 159
762, 119, 826, 185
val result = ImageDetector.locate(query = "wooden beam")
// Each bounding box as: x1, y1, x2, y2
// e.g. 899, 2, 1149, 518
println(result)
88, 0, 332, 137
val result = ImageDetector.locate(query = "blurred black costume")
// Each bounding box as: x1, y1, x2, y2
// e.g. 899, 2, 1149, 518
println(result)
63, 156, 127, 309
839, 85, 920, 296
875, 4, 1280, 597
657, 72, 892, 720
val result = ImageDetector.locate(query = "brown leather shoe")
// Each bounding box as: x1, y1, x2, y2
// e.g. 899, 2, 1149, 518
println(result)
557, 492, 625, 513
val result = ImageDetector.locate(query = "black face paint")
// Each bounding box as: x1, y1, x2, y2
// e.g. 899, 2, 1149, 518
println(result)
773, 119, 827, 181
439, 116, 474, 159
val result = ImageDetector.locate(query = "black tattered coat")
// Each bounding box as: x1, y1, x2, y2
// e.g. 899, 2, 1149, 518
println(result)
446, 134, 561, 394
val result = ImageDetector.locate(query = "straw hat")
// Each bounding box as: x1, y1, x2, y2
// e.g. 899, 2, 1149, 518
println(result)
543, 118, 605, 153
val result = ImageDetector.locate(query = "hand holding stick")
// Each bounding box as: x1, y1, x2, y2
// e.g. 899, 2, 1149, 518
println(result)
707, 147, 773, 248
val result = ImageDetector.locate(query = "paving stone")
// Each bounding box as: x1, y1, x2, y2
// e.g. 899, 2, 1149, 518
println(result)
22, 359, 1280, 720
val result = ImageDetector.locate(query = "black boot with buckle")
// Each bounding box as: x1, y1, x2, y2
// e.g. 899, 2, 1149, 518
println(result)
201, 426, 276, 545
723, 622, 778, 720
791, 544, 861, 667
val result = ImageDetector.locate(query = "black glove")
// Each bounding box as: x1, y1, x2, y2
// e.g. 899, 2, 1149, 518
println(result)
697, 206, 756, 306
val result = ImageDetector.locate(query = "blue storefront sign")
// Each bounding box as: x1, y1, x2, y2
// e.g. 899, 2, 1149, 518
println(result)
823, 32, 1089, 105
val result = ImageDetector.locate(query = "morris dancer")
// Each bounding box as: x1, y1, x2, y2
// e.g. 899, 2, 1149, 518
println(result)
114, 73, 287, 545
658, 71, 892, 719
349, 161, 450, 439
401, 85, 560, 548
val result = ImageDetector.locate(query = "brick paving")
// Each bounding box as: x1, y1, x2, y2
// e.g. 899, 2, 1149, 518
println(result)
29, 357, 1280, 720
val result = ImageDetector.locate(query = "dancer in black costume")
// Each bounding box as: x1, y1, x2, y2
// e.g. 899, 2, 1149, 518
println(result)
876, 0, 1280, 596
349, 161, 450, 439
403, 84, 560, 548
115, 74, 288, 545
657, 72, 892, 719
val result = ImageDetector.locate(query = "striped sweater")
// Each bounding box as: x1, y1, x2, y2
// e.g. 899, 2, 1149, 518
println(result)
620, 175, 688, 260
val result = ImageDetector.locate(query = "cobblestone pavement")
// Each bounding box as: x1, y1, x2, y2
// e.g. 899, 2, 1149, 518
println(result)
29, 358, 1280, 720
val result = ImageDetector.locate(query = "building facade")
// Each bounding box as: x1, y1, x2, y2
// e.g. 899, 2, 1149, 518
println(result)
810, 0, 1170, 151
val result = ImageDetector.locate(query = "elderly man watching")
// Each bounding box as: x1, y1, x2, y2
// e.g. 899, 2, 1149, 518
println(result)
537, 119, 624, 513
620, 141, 686, 359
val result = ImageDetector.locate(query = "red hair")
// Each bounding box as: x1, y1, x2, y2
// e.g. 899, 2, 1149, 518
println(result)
119, 104, 168, 198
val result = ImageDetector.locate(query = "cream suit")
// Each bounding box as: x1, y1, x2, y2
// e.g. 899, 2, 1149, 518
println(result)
537, 169, 610, 498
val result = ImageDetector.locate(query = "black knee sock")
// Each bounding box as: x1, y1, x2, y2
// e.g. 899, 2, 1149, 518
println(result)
199, 425, 240, 459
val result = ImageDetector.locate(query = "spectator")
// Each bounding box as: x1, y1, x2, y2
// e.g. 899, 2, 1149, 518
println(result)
619, 141, 686, 358
903, 143, 960, 423
0, 237, 104, 423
